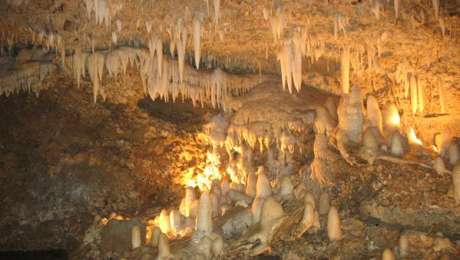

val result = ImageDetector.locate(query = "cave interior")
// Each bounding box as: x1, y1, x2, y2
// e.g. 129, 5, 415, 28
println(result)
0, 0, 460, 259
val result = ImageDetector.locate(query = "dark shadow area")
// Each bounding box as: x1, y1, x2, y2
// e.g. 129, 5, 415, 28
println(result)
0, 250, 67, 260
138, 97, 215, 130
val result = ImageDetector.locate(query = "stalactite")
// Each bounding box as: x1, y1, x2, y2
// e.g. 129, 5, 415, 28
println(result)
84, 0, 114, 28
145, 20, 153, 34
432, 0, 440, 20
213, 0, 221, 25
73, 47, 88, 89
277, 31, 305, 93
87, 52, 105, 103
192, 16, 202, 70
341, 48, 350, 94
372, 0, 381, 20
394, 0, 400, 19
176, 18, 187, 83
417, 78, 425, 114
111, 32, 117, 45
410, 74, 418, 115
270, 6, 284, 42
439, 84, 446, 113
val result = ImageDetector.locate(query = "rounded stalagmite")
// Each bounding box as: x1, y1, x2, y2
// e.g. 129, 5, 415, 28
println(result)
327, 206, 342, 241
382, 248, 395, 260
453, 163, 460, 202
131, 225, 142, 249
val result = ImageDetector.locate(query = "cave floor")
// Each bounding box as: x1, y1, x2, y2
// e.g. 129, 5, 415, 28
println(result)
0, 85, 459, 260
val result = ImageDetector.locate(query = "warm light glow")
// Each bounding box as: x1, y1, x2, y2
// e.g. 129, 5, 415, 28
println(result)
407, 128, 423, 146
181, 152, 222, 191
388, 108, 400, 128
226, 166, 242, 184
157, 209, 171, 235
432, 145, 439, 153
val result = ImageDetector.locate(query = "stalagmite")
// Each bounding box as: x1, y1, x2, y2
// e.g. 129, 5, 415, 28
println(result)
304, 193, 316, 208
298, 194, 320, 236
337, 85, 364, 144
382, 249, 396, 260
325, 97, 338, 121
382, 103, 400, 135
433, 157, 446, 176
453, 164, 460, 202
366, 95, 383, 134
158, 209, 171, 235
179, 187, 196, 217
192, 16, 201, 69
448, 142, 459, 166
390, 131, 406, 157
327, 206, 342, 241
196, 190, 213, 237
169, 210, 182, 236
255, 167, 272, 198
157, 233, 174, 259
196, 236, 212, 259
245, 171, 257, 197
221, 175, 230, 196
314, 106, 336, 135
260, 197, 285, 225
361, 127, 382, 164
151, 226, 161, 247
210, 233, 224, 257
279, 175, 293, 199
131, 225, 142, 249
399, 234, 409, 257
341, 48, 350, 94
249, 196, 285, 250
251, 197, 265, 224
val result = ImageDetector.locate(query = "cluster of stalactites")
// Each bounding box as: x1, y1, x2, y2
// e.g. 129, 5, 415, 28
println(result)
0, 61, 56, 98
28, 30, 67, 68
83, 0, 123, 28
394, 63, 428, 115
277, 30, 307, 94
5, 0, 30, 7
71, 45, 253, 108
